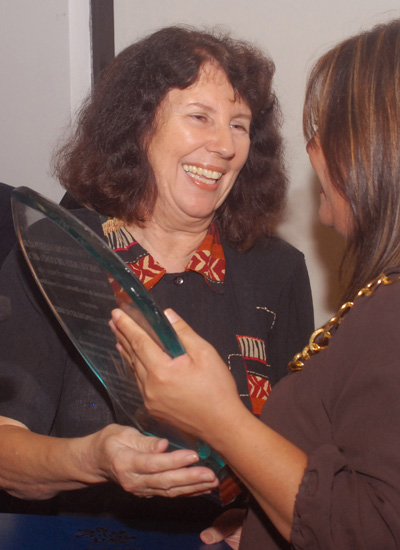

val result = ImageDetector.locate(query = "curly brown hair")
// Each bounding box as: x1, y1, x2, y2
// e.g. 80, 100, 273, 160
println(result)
53, 25, 287, 251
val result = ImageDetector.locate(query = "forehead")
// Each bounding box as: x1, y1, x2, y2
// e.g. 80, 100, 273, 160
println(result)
162, 62, 249, 111
191, 62, 233, 90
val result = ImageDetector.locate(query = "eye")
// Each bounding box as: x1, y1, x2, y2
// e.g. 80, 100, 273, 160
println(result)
231, 122, 250, 133
190, 113, 209, 123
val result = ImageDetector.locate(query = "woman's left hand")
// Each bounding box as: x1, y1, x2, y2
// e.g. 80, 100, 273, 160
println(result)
110, 307, 242, 444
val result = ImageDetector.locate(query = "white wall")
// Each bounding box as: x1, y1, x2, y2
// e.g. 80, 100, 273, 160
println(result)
114, 0, 400, 326
0, 0, 91, 202
1, 1, 399, 325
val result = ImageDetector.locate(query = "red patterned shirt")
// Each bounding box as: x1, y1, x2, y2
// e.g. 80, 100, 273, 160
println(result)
101, 218, 226, 293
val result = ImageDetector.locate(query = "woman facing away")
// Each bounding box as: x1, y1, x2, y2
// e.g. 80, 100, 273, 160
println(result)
112, 18, 400, 549
0, 26, 313, 526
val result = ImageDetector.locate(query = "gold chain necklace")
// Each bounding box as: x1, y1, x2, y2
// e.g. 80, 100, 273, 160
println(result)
288, 273, 400, 372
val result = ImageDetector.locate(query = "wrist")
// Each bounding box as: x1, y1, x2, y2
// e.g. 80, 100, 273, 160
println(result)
68, 430, 109, 485
200, 397, 252, 455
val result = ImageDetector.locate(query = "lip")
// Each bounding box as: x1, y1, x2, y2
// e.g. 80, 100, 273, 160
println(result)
182, 162, 227, 175
182, 162, 227, 191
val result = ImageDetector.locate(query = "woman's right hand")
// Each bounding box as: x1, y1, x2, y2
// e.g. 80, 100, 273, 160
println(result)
0, 418, 218, 500
79, 423, 219, 498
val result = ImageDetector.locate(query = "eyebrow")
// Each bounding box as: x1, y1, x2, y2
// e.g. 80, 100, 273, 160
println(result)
187, 102, 252, 119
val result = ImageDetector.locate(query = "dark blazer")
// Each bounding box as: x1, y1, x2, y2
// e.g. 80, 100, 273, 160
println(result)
0, 183, 17, 269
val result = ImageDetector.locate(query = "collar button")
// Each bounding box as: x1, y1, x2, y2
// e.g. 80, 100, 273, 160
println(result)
173, 275, 185, 286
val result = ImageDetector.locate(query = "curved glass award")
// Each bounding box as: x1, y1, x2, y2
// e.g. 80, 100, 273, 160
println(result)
12, 187, 240, 505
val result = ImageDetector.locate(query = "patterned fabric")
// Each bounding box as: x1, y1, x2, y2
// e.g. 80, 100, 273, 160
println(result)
101, 217, 225, 293
100, 217, 273, 414
100, 216, 310, 416
186, 224, 225, 291
236, 335, 271, 414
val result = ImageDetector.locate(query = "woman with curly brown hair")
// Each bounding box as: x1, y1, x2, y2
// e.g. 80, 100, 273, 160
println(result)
0, 26, 312, 525
112, 19, 400, 549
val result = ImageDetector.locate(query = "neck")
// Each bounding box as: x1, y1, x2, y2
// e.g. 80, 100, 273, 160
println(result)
125, 219, 209, 273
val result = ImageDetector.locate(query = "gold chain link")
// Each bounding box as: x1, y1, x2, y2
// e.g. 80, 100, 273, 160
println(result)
288, 273, 400, 372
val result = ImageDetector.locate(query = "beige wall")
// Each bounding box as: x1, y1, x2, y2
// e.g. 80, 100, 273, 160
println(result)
0, 0, 91, 202
1, 1, 399, 325
114, 0, 400, 325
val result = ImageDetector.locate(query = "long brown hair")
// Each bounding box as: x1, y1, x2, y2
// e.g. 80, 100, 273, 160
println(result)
303, 19, 400, 302
53, 26, 287, 251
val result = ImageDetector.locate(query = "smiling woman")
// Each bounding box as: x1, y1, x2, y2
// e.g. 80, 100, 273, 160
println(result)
0, 26, 313, 528
135, 62, 252, 272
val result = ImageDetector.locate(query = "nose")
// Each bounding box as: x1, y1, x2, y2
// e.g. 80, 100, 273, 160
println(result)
207, 124, 235, 159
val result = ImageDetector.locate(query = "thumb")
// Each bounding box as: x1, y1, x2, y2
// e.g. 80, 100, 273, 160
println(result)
132, 431, 170, 454
164, 308, 211, 353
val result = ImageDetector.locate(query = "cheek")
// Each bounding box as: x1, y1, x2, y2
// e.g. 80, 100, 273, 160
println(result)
237, 140, 251, 170
333, 196, 353, 237
318, 193, 334, 227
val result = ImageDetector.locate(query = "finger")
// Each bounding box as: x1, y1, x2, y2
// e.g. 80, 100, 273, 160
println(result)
120, 441, 220, 497
133, 479, 219, 499
145, 464, 217, 487
111, 308, 170, 370
164, 308, 212, 355
109, 319, 137, 364
200, 509, 245, 547
127, 466, 219, 498
128, 353, 147, 397
123, 429, 203, 471
115, 341, 134, 366
128, 431, 170, 454
129, 446, 203, 474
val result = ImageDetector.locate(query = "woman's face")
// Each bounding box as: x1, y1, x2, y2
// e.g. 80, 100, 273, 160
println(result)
147, 62, 252, 230
307, 142, 352, 237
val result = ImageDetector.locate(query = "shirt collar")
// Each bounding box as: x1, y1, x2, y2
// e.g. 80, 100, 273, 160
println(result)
101, 218, 225, 293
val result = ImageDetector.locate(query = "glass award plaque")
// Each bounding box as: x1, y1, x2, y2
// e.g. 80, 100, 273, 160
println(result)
11, 187, 241, 505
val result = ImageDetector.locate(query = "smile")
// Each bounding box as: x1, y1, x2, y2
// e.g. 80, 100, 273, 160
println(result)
183, 164, 223, 185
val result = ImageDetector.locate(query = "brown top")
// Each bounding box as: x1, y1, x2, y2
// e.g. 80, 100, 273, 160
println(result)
240, 272, 400, 550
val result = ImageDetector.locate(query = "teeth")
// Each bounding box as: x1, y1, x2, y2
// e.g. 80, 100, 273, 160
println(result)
183, 164, 222, 181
